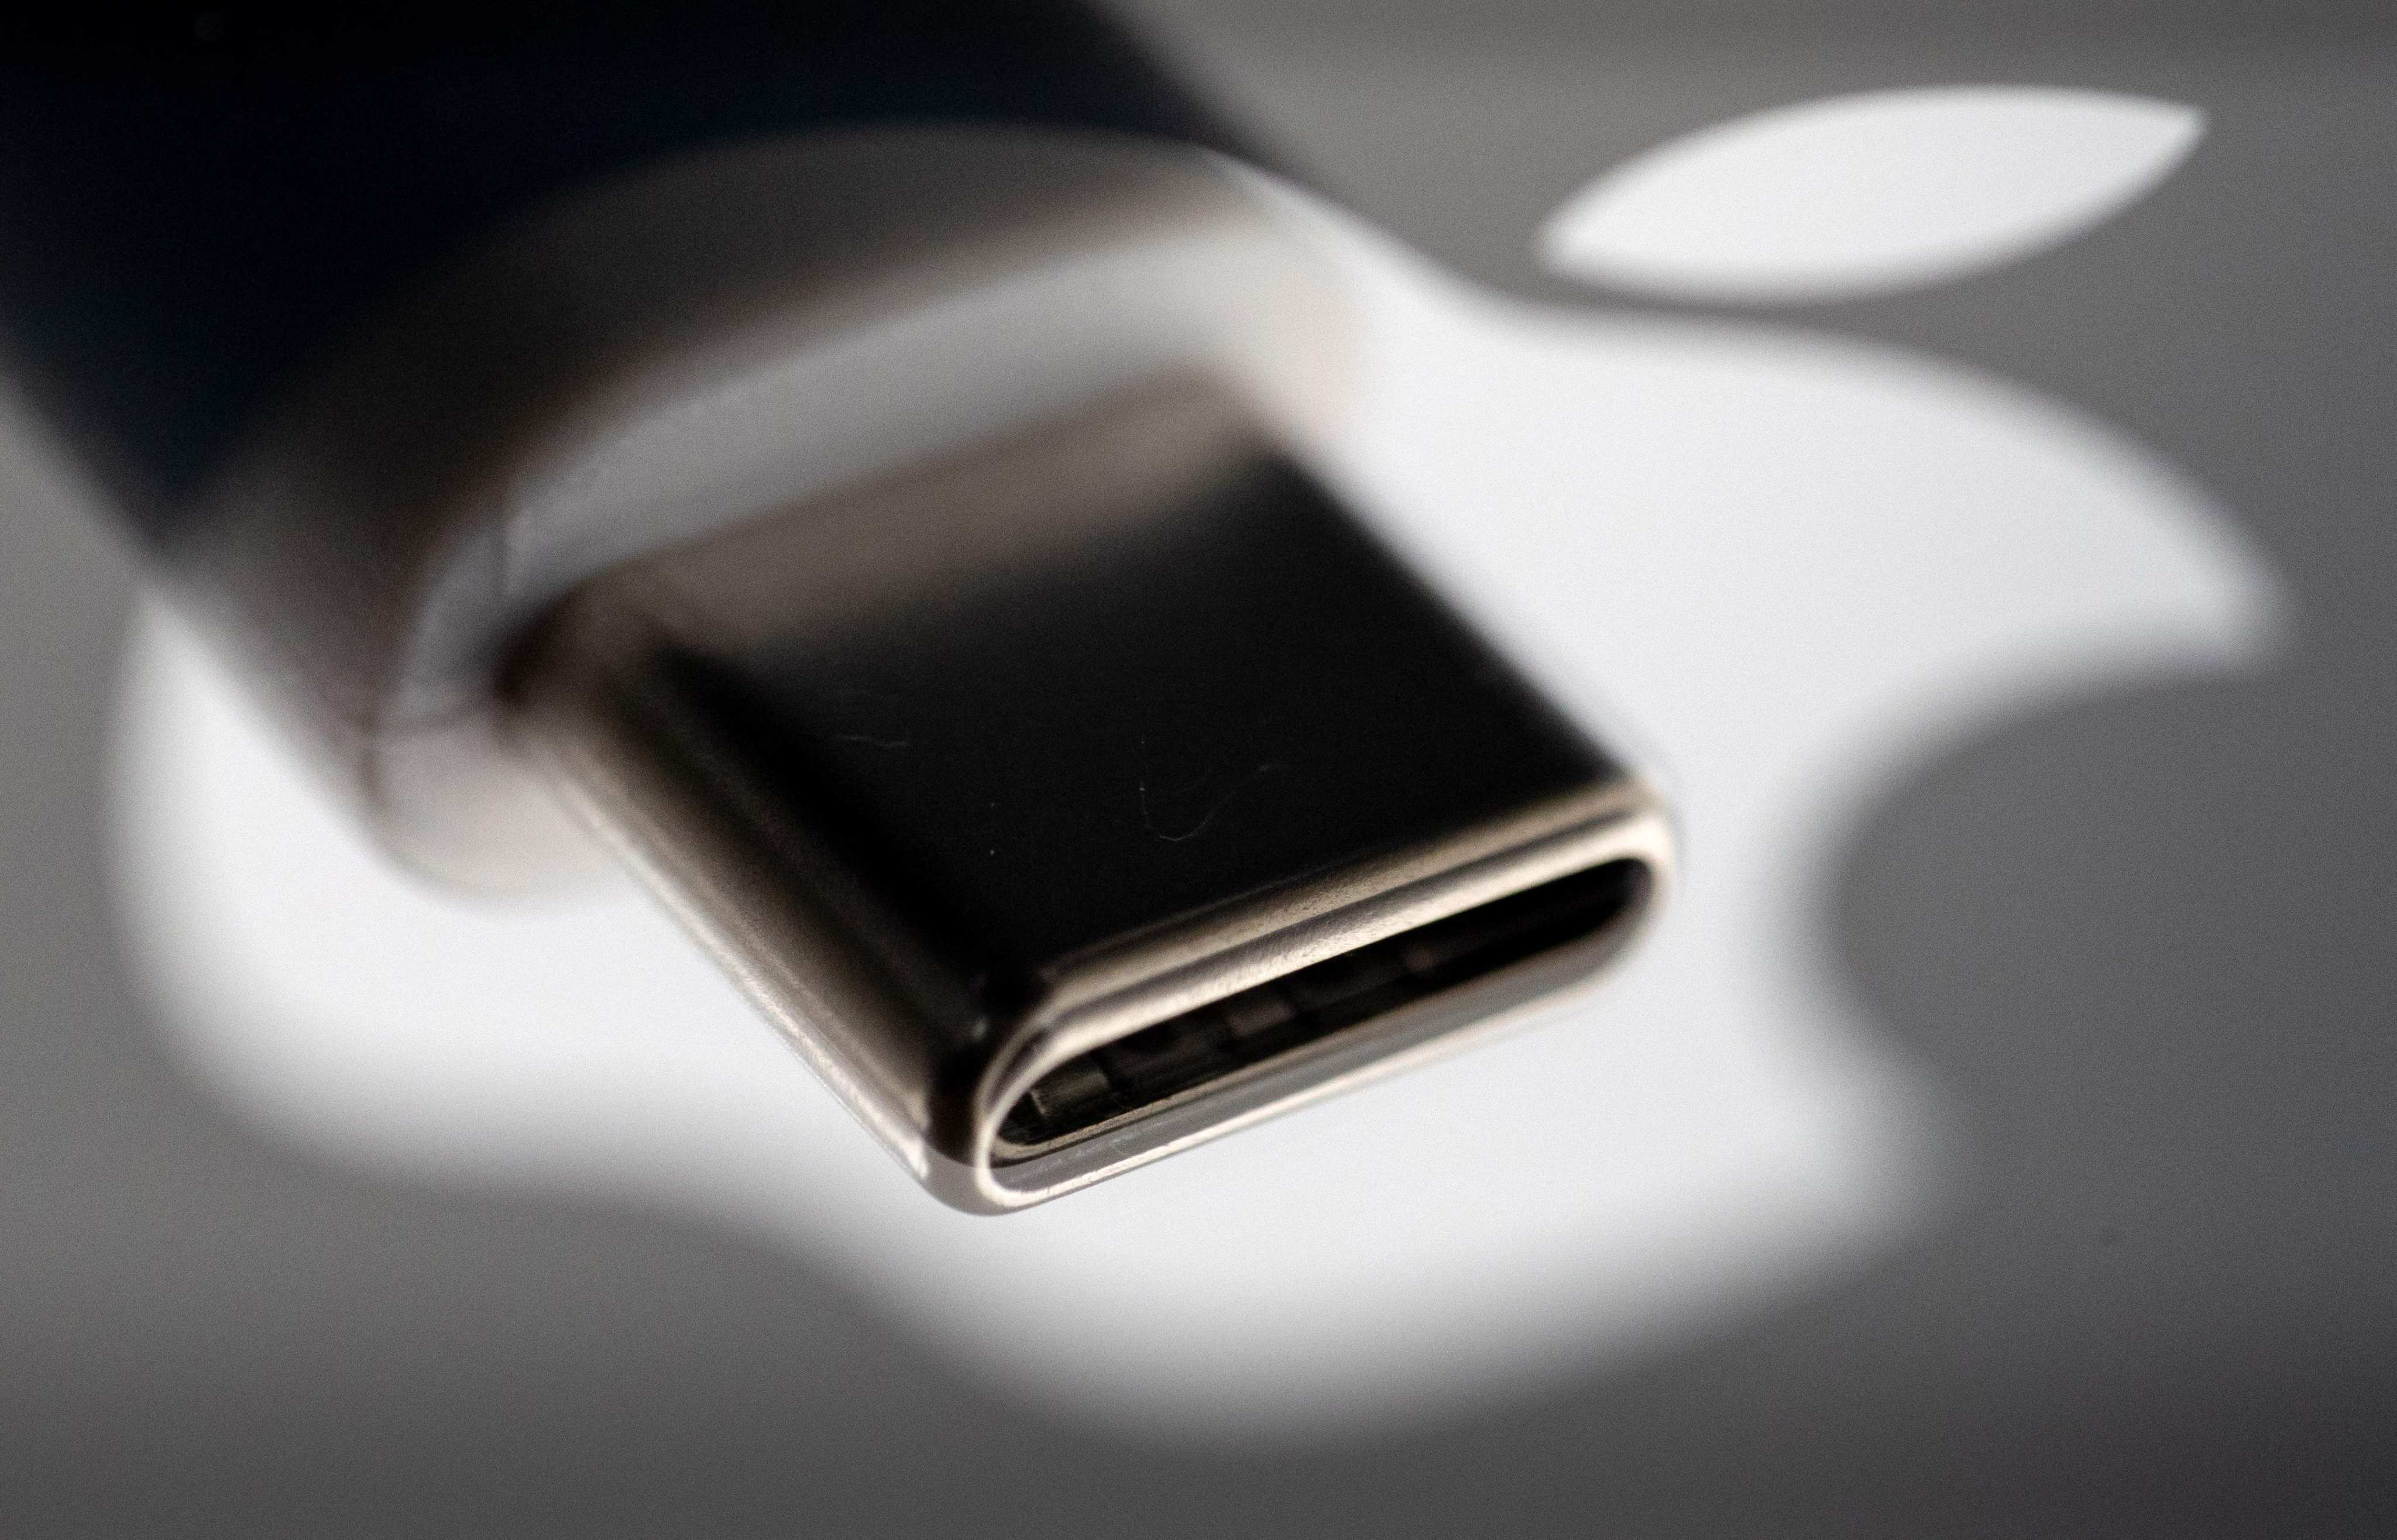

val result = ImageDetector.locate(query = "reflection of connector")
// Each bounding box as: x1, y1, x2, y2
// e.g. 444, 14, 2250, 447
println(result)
510, 387, 1670, 1211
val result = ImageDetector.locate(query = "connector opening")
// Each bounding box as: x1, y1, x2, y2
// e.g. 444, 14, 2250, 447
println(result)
995, 858, 1652, 1160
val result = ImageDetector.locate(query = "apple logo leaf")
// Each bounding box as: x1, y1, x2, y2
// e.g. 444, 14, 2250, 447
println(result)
1537, 86, 2204, 303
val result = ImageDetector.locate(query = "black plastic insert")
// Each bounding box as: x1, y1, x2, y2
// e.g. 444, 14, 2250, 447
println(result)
998, 858, 1650, 1154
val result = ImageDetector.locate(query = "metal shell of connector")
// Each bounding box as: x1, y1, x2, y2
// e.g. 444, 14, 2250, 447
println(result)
511, 387, 1671, 1211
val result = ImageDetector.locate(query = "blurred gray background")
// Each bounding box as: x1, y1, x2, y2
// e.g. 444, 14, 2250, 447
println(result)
5, 5, 2394, 1534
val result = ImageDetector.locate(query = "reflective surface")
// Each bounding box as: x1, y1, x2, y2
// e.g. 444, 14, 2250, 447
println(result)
512, 387, 1664, 1206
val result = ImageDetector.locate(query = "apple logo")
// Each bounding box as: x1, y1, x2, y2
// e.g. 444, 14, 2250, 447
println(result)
110, 88, 2279, 1440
